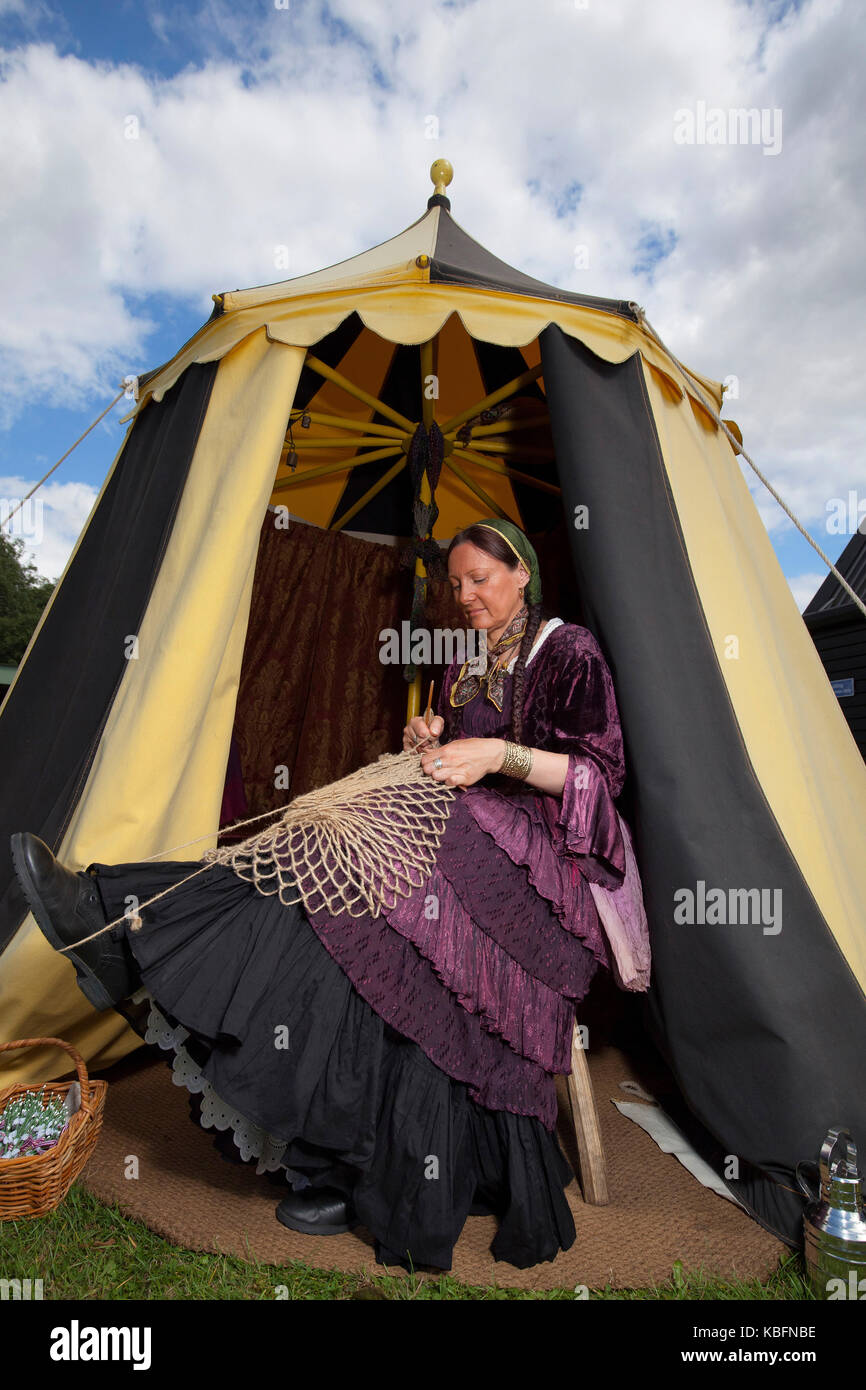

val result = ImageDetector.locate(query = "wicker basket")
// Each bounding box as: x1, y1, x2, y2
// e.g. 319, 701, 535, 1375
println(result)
0, 1037, 107, 1220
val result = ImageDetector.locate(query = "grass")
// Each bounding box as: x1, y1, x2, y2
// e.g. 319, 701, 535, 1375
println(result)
0, 1182, 816, 1301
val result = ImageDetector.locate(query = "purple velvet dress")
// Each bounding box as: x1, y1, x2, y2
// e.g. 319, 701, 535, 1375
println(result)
303, 620, 626, 1130
93, 619, 633, 1270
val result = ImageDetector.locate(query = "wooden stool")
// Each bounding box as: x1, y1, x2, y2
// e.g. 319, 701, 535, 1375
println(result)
566, 1017, 609, 1204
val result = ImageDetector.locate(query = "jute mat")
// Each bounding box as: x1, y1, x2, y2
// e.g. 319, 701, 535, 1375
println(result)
77, 1041, 785, 1290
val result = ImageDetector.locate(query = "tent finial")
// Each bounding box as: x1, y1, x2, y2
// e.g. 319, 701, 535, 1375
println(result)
428, 158, 453, 211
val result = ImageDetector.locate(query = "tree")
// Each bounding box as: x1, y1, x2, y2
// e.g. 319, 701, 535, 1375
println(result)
0, 529, 56, 666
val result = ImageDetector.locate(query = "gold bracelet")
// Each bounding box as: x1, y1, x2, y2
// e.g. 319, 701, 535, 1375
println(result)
500, 740, 533, 780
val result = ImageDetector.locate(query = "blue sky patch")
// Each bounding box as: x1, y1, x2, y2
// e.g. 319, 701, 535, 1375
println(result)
631, 224, 678, 283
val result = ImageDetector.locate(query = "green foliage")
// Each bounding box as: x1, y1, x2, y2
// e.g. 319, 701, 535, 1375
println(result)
0, 529, 55, 666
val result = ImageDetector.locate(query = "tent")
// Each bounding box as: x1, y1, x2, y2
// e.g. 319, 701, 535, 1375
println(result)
2, 161, 865, 1249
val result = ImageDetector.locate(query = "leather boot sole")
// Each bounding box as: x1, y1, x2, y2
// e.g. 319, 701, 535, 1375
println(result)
10, 832, 119, 1013
275, 1192, 360, 1237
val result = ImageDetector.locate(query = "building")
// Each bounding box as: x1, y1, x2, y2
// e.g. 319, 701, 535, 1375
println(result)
803, 527, 866, 761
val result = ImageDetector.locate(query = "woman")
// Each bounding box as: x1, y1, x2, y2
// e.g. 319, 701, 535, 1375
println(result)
11, 519, 647, 1272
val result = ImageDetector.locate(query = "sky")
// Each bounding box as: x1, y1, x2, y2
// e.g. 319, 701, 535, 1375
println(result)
0, 0, 863, 610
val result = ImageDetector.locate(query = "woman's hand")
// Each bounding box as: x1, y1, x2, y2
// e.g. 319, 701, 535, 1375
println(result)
402, 714, 445, 753
420, 737, 505, 788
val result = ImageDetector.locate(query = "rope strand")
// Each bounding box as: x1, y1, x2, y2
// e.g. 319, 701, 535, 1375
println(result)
634, 307, 866, 622
1, 389, 126, 533
55, 802, 291, 952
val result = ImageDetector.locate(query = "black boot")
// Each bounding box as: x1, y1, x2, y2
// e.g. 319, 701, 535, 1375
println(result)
275, 1187, 359, 1237
10, 832, 140, 1011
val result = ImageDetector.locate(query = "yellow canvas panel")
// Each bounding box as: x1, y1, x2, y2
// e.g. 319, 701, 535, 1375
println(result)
220, 205, 439, 312
0, 331, 307, 1088
138, 283, 724, 425
429, 311, 487, 426
0, 941, 137, 1090
519, 338, 542, 373
642, 359, 866, 990
645, 359, 685, 404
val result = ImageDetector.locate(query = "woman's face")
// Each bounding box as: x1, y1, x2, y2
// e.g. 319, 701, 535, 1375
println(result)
447, 541, 530, 645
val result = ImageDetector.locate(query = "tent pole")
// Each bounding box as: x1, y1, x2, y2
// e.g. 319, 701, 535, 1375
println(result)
304, 354, 415, 432
329, 458, 407, 532
440, 363, 544, 434
280, 436, 411, 450
462, 416, 547, 438
407, 339, 436, 725
290, 410, 406, 440
453, 445, 561, 496
457, 439, 555, 459
443, 456, 510, 519
272, 446, 404, 490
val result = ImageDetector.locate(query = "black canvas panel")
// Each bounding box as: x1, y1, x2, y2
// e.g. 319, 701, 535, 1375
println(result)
0, 363, 218, 955
431, 210, 638, 319
292, 311, 366, 412
539, 323, 866, 1245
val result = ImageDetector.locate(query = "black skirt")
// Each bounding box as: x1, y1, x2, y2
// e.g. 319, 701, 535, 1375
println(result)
93, 857, 578, 1272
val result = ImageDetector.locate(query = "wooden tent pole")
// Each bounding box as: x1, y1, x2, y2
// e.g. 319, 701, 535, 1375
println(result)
290, 410, 406, 440
272, 446, 404, 491
407, 339, 436, 724
304, 355, 415, 432
443, 456, 509, 519
453, 445, 561, 496
330, 459, 408, 532
461, 416, 547, 438
440, 363, 543, 434
281, 436, 410, 450
458, 439, 555, 459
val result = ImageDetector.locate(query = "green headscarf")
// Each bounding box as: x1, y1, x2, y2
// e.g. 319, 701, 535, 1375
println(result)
473, 518, 543, 606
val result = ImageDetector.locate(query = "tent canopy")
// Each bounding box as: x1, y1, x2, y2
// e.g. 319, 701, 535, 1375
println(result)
2, 162, 865, 1250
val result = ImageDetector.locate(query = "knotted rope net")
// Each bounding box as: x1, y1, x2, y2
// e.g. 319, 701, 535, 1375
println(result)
202, 750, 457, 919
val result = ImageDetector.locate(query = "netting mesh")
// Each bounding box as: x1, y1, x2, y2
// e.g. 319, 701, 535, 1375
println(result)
203, 750, 457, 919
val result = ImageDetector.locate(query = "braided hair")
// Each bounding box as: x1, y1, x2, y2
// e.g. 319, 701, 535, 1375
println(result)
445, 524, 547, 745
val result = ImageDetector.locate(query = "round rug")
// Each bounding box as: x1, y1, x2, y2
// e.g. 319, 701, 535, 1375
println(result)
78, 1040, 786, 1290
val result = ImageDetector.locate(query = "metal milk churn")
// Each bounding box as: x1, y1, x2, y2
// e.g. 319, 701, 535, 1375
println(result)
796, 1127, 866, 1299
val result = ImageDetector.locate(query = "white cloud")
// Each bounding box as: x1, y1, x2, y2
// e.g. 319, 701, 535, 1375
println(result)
0, 0, 863, 554
787, 570, 830, 611
0, 0, 50, 19
0, 475, 98, 581
148, 10, 171, 46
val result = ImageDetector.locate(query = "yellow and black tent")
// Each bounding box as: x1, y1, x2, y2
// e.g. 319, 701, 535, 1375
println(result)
1, 162, 864, 1248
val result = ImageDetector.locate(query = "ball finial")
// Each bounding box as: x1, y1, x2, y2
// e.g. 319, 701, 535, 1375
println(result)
430, 159, 453, 197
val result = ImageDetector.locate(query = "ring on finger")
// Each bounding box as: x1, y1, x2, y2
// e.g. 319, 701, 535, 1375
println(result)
434, 757, 443, 770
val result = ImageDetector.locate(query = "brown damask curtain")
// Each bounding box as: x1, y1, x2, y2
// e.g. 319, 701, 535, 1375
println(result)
230, 516, 415, 816
228, 513, 581, 824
